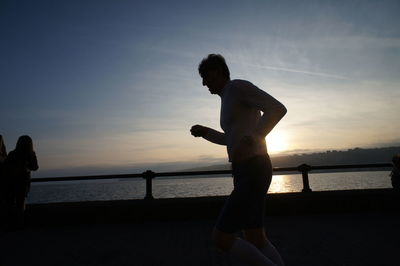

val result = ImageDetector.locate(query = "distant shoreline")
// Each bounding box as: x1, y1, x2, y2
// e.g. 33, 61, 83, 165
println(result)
31, 146, 398, 179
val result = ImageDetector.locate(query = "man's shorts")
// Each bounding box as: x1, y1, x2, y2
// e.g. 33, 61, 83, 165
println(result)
215, 154, 272, 233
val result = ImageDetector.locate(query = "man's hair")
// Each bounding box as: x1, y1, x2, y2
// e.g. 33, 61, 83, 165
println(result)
198, 54, 230, 79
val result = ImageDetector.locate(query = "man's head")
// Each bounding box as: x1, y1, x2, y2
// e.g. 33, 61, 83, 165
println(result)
198, 54, 230, 95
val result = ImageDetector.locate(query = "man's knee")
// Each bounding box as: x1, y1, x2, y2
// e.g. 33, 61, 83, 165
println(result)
212, 228, 236, 252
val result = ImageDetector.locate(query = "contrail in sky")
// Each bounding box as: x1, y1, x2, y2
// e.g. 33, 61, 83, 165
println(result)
239, 62, 350, 80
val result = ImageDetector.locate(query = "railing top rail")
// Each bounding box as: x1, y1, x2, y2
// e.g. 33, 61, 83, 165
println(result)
32, 173, 143, 182
309, 163, 392, 171
31, 162, 392, 183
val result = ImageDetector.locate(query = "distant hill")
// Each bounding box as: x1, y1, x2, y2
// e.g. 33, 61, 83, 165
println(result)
271, 146, 398, 167
184, 164, 231, 172
185, 147, 399, 171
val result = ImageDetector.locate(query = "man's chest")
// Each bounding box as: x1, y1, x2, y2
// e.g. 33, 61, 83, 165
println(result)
220, 96, 249, 131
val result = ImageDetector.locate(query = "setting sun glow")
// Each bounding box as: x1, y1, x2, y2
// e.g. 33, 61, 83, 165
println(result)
266, 130, 289, 154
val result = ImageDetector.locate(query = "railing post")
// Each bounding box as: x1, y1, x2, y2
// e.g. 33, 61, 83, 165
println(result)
298, 164, 312, 193
142, 170, 155, 200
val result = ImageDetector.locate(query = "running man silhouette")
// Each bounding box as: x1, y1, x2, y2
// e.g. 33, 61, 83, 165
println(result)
191, 54, 287, 266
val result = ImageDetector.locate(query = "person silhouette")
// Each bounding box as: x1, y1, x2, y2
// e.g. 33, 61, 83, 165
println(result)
3, 135, 38, 229
191, 54, 287, 266
0, 135, 6, 163
391, 154, 400, 191
0, 135, 7, 214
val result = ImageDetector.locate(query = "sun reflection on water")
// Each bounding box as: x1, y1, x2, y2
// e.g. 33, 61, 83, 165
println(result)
268, 174, 303, 193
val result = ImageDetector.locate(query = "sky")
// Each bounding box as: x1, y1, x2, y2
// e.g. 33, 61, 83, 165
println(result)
1, 0, 399, 177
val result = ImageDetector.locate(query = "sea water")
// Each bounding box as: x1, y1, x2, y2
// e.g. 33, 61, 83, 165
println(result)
27, 171, 392, 204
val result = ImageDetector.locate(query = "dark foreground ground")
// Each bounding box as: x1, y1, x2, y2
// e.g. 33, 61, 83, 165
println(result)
1, 190, 399, 266
1, 213, 400, 266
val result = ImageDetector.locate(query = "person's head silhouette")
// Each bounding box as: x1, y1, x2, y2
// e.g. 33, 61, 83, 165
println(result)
198, 54, 230, 95
15, 135, 34, 154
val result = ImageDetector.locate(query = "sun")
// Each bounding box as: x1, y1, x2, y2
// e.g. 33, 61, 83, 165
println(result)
266, 130, 289, 154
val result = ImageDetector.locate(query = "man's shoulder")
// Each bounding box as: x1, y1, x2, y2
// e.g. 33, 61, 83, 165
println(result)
227, 79, 258, 96
230, 79, 253, 87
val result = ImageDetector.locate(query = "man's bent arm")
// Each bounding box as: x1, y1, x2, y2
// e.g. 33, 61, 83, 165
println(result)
241, 83, 287, 138
203, 128, 227, 145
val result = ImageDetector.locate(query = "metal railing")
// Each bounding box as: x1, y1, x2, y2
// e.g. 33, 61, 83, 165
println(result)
31, 163, 393, 200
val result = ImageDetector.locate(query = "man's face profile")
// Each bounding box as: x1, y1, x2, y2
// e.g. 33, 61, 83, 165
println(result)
202, 69, 222, 95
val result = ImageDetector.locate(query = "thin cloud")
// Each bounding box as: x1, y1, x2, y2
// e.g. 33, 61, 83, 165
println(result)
239, 62, 351, 80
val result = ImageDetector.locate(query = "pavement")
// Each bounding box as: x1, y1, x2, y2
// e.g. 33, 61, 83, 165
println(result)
1, 210, 399, 266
